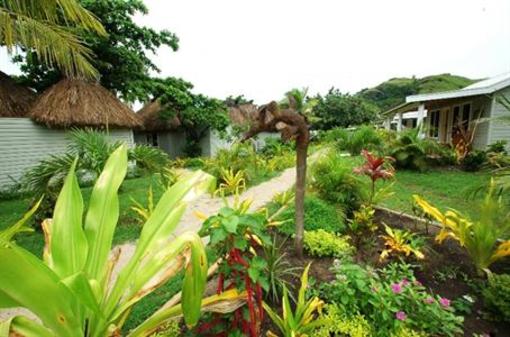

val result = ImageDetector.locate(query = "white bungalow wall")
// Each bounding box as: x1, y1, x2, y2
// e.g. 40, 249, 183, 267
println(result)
0, 118, 135, 188
488, 87, 510, 151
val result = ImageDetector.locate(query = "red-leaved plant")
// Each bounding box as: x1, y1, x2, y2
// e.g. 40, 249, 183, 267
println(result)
354, 150, 395, 204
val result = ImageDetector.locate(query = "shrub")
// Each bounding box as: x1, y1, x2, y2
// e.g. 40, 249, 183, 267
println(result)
310, 152, 366, 212
487, 140, 508, 154
483, 273, 510, 322
318, 127, 349, 144
260, 137, 293, 158
337, 125, 383, 156
303, 229, 354, 258
390, 129, 428, 171
315, 304, 373, 337
320, 261, 464, 337
276, 195, 346, 235
461, 150, 487, 171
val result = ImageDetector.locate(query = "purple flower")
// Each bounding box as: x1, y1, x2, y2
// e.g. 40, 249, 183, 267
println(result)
395, 311, 407, 321
401, 278, 410, 286
391, 283, 402, 294
424, 297, 435, 304
439, 297, 451, 308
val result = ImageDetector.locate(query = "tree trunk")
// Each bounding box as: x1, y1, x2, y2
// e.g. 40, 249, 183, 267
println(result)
294, 140, 308, 259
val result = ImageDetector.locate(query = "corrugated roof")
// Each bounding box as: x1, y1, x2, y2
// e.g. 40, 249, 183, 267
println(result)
406, 72, 510, 103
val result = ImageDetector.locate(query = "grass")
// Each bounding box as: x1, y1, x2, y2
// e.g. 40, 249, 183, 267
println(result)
329, 154, 491, 218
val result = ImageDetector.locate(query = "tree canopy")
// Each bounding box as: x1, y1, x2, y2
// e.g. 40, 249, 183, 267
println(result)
311, 88, 378, 130
1, 0, 105, 78
13, 0, 179, 103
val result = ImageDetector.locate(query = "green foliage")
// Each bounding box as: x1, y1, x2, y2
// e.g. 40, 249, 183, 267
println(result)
0, 146, 216, 336
310, 152, 366, 212
276, 195, 346, 235
337, 125, 383, 156
263, 264, 327, 337
461, 150, 487, 171
358, 74, 475, 111
379, 225, 425, 261
483, 273, 510, 322
2, 0, 106, 79
215, 168, 246, 196
312, 89, 378, 130
319, 261, 464, 337
303, 229, 354, 258
263, 235, 301, 303
389, 129, 428, 171
315, 304, 372, 337
487, 140, 508, 154
260, 137, 294, 158
414, 180, 510, 272
14, 0, 178, 102
129, 145, 171, 175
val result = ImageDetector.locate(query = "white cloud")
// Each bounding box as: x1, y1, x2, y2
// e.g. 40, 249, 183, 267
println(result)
2, 0, 509, 104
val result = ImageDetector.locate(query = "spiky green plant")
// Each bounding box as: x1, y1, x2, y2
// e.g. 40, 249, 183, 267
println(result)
0, 145, 247, 337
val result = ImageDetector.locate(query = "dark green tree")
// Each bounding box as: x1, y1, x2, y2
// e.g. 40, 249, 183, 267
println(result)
13, 0, 178, 103
312, 88, 378, 130
155, 77, 229, 157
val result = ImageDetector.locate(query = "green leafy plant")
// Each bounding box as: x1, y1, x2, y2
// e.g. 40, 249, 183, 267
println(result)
336, 125, 383, 156
263, 235, 301, 303
414, 180, 510, 272
487, 140, 508, 154
310, 151, 365, 212
379, 225, 425, 261
461, 150, 487, 171
482, 273, 510, 322
215, 168, 247, 196
198, 200, 271, 337
264, 263, 327, 337
303, 229, 354, 258
130, 185, 156, 224
320, 261, 464, 337
349, 204, 376, 235
390, 128, 428, 171
315, 304, 373, 337
0, 146, 246, 337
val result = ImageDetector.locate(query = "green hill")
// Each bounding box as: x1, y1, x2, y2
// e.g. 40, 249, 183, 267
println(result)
357, 74, 477, 111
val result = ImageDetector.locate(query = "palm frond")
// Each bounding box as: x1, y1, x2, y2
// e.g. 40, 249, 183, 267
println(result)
0, 0, 106, 78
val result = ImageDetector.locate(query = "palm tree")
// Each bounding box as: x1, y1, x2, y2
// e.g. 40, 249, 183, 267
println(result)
0, 0, 106, 78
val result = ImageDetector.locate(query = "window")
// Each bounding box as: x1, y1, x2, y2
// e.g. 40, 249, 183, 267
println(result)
429, 110, 440, 138
146, 133, 159, 147
452, 104, 471, 132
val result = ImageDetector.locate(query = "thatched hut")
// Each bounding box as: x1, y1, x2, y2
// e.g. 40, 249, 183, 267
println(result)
0, 71, 37, 117
29, 79, 141, 129
0, 78, 141, 188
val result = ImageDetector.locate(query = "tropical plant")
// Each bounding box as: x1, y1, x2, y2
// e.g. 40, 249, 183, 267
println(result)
215, 168, 246, 196
0, 0, 106, 78
263, 235, 301, 303
0, 146, 248, 337
390, 128, 428, 171
483, 273, 510, 322
129, 144, 171, 175
303, 229, 354, 258
487, 140, 508, 154
310, 151, 365, 213
264, 264, 327, 337
337, 125, 383, 156
354, 150, 395, 204
314, 304, 373, 337
198, 200, 271, 337
414, 180, 510, 272
461, 149, 487, 171
379, 225, 425, 261
349, 204, 376, 234
320, 261, 464, 337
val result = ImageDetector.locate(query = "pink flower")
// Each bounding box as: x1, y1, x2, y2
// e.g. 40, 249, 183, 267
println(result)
439, 297, 451, 308
401, 278, 410, 286
395, 311, 407, 321
391, 283, 402, 294
424, 297, 434, 304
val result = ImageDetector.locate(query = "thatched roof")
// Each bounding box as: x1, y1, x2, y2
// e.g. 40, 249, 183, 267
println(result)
137, 99, 181, 132
29, 79, 142, 129
0, 71, 37, 117
228, 104, 259, 126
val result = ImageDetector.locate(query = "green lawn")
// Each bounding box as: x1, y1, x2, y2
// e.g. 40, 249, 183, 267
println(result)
334, 154, 491, 218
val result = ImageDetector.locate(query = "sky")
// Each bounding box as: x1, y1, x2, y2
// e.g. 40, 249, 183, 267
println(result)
1, 0, 510, 104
